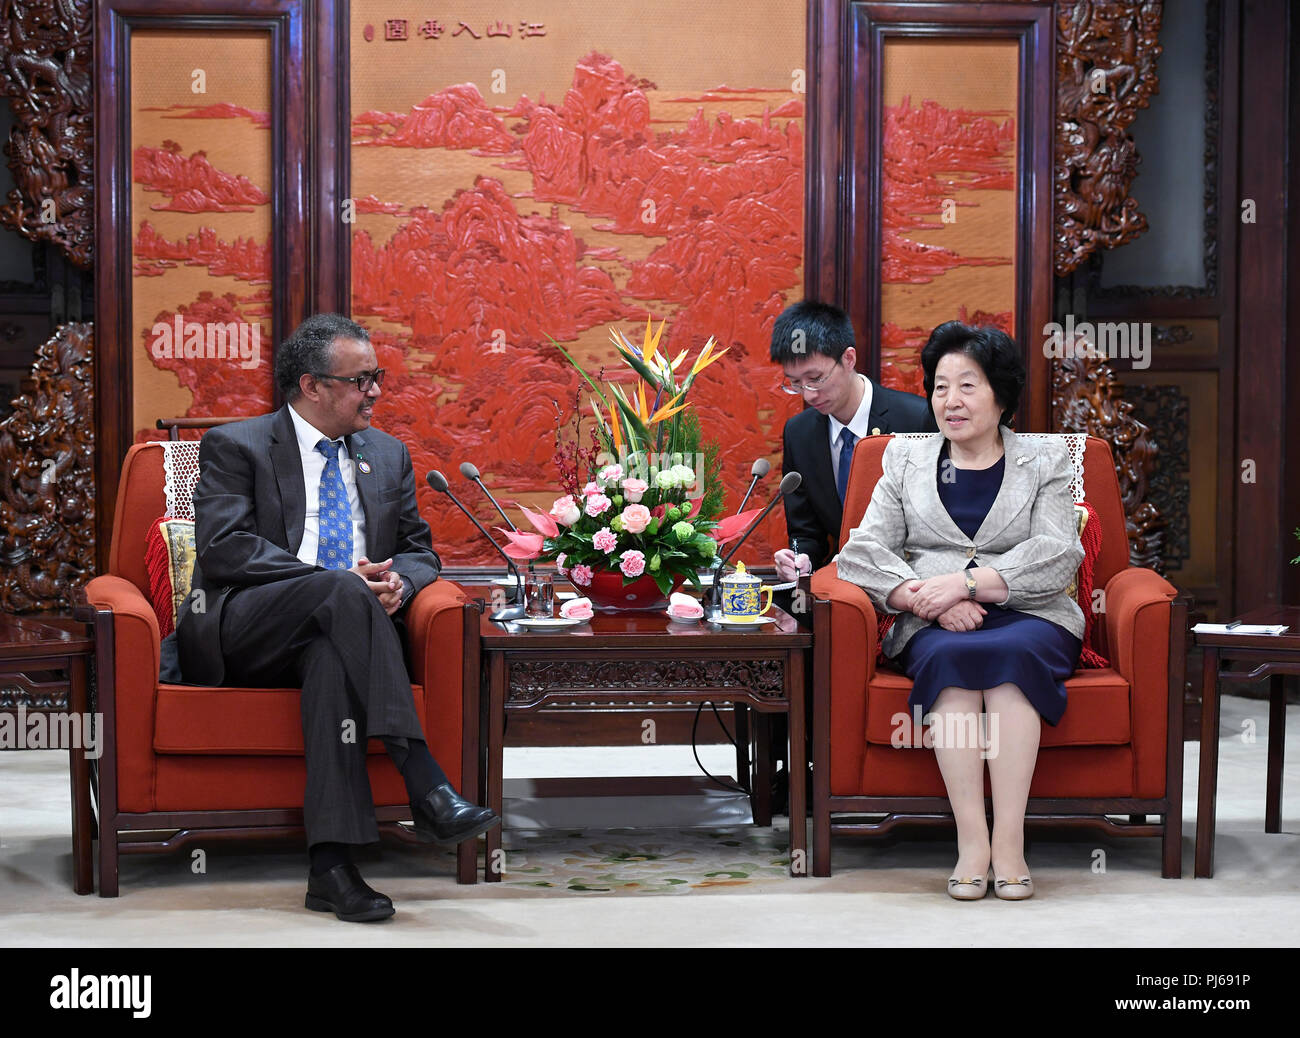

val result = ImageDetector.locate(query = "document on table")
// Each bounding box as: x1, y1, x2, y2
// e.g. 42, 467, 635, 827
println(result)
1192, 623, 1290, 635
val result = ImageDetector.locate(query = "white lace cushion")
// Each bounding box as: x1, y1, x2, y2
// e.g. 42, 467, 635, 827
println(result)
161, 440, 202, 520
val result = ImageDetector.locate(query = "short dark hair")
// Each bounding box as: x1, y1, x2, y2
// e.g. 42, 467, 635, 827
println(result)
275, 313, 370, 400
920, 321, 1024, 426
769, 301, 856, 364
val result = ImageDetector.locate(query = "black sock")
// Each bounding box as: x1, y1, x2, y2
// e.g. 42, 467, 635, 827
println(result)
309, 841, 351, 876
383, 736, 448, 802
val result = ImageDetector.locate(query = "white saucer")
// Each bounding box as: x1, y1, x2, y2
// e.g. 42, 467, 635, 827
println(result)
514, 616, 588, 629
666, 612, 704, 623
709, 614, 777, 626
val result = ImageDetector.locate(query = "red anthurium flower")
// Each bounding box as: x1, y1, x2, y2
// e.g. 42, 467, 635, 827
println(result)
496, 527, 543, 560
712, 507, 763, 545
518, 504, 560, 538
650, 504, 666, 519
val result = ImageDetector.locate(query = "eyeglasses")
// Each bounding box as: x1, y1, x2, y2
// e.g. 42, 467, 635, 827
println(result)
780, 370, 834, 395
313, 369, 386, 393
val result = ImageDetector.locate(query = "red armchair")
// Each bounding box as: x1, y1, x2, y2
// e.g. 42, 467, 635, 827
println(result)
83, 442, 482, 895
810, 434, 1186, 878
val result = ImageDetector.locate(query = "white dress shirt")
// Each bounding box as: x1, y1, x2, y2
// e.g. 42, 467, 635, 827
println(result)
828, 373, 875, 488
287, 404, 369, 566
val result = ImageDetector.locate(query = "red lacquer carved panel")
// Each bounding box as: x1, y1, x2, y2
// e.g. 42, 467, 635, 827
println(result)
349, 1, 807, 564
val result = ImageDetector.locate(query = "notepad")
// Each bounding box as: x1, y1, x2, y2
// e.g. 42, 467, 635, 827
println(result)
1192, 623, 1290, 635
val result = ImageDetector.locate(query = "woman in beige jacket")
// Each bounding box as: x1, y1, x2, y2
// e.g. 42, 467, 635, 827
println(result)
836, 322, 1084, 901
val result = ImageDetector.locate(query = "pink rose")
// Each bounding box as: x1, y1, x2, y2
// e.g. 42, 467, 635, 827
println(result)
570, 564, 593, 587
584, 493, 611, 517
582, 481, 601, 497
592, 527, 618, 553
619, 550, 646, 578
621, 477, 648, 503
621, 503, 652, 534
550, 495, 581, 526
598, 463, 624, 485
555, 552, 568, 576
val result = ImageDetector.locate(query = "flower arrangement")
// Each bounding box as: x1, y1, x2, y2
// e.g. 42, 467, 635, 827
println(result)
499, 319, 754, 599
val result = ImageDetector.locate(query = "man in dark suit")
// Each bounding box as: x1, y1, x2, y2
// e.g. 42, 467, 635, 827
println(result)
176, 312, 498, 922
770, 301, 937, 583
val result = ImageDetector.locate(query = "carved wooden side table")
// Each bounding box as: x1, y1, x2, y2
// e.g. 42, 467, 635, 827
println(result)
478, 607, 812, 882
0, 613, 96, 894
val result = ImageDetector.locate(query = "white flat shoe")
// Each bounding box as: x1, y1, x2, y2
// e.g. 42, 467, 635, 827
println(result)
994, 875, 1034, 900
947, 872, 990, 900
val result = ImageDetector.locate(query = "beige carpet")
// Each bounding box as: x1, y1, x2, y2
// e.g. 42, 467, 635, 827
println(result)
1, 694, 1297, 946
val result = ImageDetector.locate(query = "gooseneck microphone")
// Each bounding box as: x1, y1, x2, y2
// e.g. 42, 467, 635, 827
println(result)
736, 457, 771, 513
458, 461, 518, 533
706, 471, 803, 619
427, 469, 526, 621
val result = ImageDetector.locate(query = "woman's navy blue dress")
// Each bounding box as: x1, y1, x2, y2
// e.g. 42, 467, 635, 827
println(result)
896, 444, 1081, 725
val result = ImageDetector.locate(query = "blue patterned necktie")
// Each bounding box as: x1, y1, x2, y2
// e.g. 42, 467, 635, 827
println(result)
315, 438, 354, 570
836, 427, 858, 503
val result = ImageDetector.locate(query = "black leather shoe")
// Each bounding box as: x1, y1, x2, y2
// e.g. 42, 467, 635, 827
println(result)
409, 782, 501, 845
304, 864, 394, 922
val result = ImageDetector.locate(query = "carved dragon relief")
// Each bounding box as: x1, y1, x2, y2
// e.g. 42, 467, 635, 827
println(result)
0, 322, 94, 610
1051, 350, 1165, 572
1054, 0, 1164, 276
0, 0, 93, 268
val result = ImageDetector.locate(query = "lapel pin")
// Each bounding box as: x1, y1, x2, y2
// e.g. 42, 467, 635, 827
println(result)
1016, 455, 1030, 466
356, 455, 372, 474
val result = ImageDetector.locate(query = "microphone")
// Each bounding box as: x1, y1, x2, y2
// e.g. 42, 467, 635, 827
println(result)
706, 471, 802, 618
427, 469, 525, 621
459, 461, 518, 533
736, 457, 770, 513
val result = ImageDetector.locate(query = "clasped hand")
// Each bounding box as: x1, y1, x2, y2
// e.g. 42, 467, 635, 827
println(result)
892, 572, 985, 631
349, 556, 403, 615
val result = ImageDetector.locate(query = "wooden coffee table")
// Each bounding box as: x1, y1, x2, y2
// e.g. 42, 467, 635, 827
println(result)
1193, 605, 1300, 877
0, 612, 96, 893
478, 606, 812, 882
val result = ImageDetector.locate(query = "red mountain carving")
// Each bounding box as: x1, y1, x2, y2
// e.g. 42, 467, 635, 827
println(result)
358, 84, 514, 153
134, 143, 270, 212
134, 220, 270, 283
164, 102, 271, 128
135, 292, 273, 443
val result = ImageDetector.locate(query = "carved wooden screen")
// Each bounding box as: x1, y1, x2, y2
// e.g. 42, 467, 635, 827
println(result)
93, 0, 312, 557
808, 1, 1054, 429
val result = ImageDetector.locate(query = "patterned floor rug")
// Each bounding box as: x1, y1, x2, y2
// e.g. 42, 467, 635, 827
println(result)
495, 826, 798, 894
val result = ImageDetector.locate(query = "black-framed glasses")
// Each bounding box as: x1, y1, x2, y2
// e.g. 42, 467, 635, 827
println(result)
313, 368, 386, 392
779, 370, 834, 395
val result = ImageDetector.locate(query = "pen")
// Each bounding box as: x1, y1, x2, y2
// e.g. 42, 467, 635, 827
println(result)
1224, 620, 1242, 629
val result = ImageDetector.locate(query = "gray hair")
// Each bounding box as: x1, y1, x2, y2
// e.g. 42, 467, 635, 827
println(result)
275, 313, 371, 400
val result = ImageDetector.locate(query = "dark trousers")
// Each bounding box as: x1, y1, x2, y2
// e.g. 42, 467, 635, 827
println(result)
217, 569, 424, 847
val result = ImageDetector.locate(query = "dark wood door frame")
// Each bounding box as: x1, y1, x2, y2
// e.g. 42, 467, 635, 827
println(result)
805, 1, 1055, 430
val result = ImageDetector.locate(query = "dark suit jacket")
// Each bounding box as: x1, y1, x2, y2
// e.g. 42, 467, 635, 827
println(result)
781, 381, 936, 572
177, 405, 441, 686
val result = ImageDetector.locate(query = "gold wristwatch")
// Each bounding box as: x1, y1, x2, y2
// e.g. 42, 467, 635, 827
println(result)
965, 571, 978, 599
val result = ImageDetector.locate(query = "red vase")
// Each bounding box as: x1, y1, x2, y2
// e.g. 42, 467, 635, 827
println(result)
581, 568, 681, 611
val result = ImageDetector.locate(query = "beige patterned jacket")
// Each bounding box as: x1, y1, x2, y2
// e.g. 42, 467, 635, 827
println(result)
835, 427, 1085, 658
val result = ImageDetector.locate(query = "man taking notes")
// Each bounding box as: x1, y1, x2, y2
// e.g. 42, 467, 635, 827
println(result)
770, 301, 936, 583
